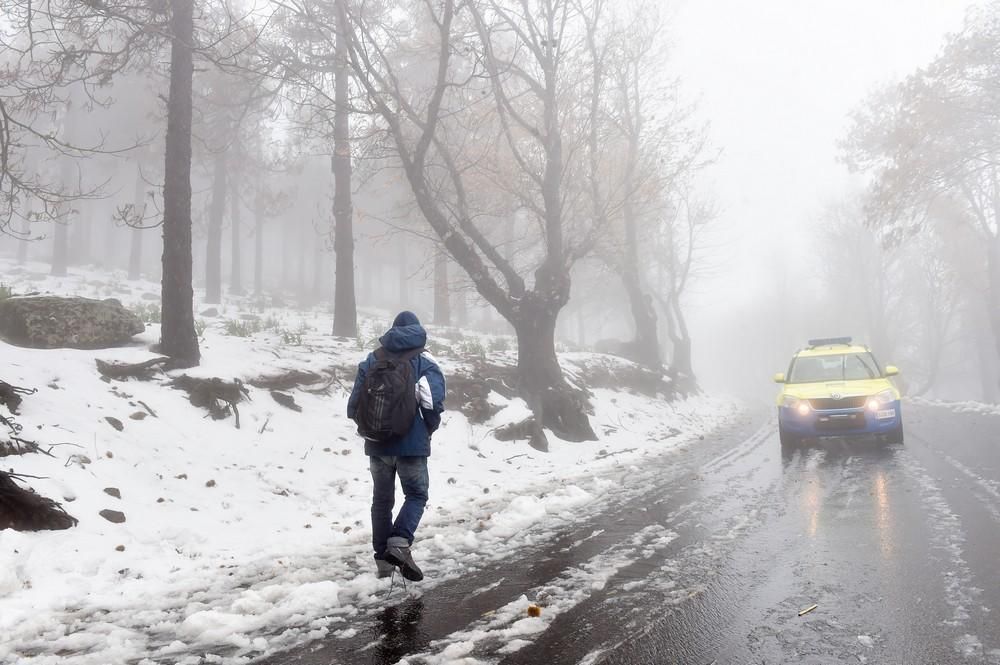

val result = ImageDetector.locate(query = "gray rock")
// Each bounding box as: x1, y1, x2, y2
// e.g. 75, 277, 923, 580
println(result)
0, 296, 144, 349
200, 307, 219, 317
105, 416, 124, 431
140, 292, 159, 301
103, 487, 121, 499
99, 509, 126, 524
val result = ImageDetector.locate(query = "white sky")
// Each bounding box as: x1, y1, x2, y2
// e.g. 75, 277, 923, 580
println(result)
672, 0, 970, 297
668, 0, 973, 388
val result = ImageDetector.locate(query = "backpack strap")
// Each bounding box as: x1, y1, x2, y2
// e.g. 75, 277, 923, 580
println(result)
373, 346, 423, 361
400, 347, 425, 362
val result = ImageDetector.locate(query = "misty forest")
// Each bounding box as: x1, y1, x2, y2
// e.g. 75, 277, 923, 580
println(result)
2, 1, 1000, 664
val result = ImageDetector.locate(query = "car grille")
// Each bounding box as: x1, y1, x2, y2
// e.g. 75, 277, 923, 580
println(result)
809, 396, 867, 410
815, 412, 867, 430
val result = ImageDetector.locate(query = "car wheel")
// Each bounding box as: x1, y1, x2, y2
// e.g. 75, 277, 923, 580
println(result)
885, 422, 904, 444
779, 425, 799, 448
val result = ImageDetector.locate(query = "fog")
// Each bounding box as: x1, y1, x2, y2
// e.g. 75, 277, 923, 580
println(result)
1, 0, 996, 407
668, 1, 972, 402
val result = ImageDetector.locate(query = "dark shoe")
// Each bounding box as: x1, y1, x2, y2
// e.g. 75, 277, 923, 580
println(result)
384, 538, 423, 581
375, 558, 396, 579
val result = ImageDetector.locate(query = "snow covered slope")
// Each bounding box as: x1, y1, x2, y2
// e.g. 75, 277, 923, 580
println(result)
0, 260, 738, 665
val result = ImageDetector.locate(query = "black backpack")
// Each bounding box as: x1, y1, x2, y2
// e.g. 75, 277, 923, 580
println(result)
356, 347, 423, 443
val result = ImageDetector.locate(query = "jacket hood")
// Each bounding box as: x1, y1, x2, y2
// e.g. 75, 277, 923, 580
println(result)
392, 310, 420, 327
379, 322, 427, 353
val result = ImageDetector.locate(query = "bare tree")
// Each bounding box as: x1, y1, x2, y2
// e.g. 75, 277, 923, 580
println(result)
844, 5, 1000, 379
320, 0, 652, 445
433, 250, 451, 326
3, 0, 260, 366
159, 0, 200, 365
331, 0, 357, 336
578, 0, 709, 373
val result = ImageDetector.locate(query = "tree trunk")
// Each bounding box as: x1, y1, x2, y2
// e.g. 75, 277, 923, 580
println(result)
281, 214, 291, 291
51, 223, 69, 277
621, 269, 659, 368
313, 234, 324, 303
205, 151, 226, 304
51, 150, 73, 276
454, 288, 467, 326
666, 293, 695, 387
160, 0, 199, 367
987, 236, 1000, 393
128, 166, 145, 281
331, 0, 358, 336
621, 187, 659, 368
254, 190, 264, 296
975, 301, 998, 402
513, 295, 596, 450
297, 218, 307, 302
70, 200, 90, 266
16, 212, 29, 265
433, 251, 451, 326
229, 175, 243, 295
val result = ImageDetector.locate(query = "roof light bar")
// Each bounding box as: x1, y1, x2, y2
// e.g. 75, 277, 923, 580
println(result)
807, 337, 853, 347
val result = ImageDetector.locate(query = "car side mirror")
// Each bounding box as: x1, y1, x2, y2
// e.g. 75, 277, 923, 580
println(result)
885, 365, 899, 377
773, 373, 786, 383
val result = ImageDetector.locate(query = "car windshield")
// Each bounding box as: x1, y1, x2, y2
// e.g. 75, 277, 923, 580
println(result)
788, 352, 882, 383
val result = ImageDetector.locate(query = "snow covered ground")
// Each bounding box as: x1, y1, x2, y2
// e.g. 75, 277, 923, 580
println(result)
0, 259, 738, 665
909, 395, 1000, 417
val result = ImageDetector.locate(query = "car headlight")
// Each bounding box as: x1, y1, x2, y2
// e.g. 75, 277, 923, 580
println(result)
867, 389, 895, 412
783, 396, 810, 415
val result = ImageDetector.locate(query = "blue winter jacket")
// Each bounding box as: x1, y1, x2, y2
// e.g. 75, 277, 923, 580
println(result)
347, 318, 446, 457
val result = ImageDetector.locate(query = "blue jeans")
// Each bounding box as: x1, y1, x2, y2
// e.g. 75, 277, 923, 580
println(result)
369, 455, 429, 559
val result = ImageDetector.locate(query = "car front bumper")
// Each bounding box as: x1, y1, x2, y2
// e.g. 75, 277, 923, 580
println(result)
779, 400, 901, 437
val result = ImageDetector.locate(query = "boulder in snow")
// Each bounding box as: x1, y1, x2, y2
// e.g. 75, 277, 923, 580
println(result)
0, 296, 144, 349
99, 509, 126, 524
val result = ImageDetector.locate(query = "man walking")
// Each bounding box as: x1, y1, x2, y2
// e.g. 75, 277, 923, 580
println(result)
348, 311, 446, 581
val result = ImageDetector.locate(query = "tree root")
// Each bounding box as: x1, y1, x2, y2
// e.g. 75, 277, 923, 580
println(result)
171, 376, 250, 428
0, 381, 36, 414
535, 383, 597, 443
0, 471, 78, 531
495, 417, 548, 452
248, 367, 346, 394
96, 357, 169, 381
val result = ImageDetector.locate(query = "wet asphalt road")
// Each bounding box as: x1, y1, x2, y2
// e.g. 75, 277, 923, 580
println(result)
265, 403, 1000, 665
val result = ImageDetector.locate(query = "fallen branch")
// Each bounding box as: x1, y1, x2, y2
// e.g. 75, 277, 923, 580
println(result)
96, 357, 169, 381
594, 447, 638, 461
0, 438, 55, 458
249, 369, 323, 391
